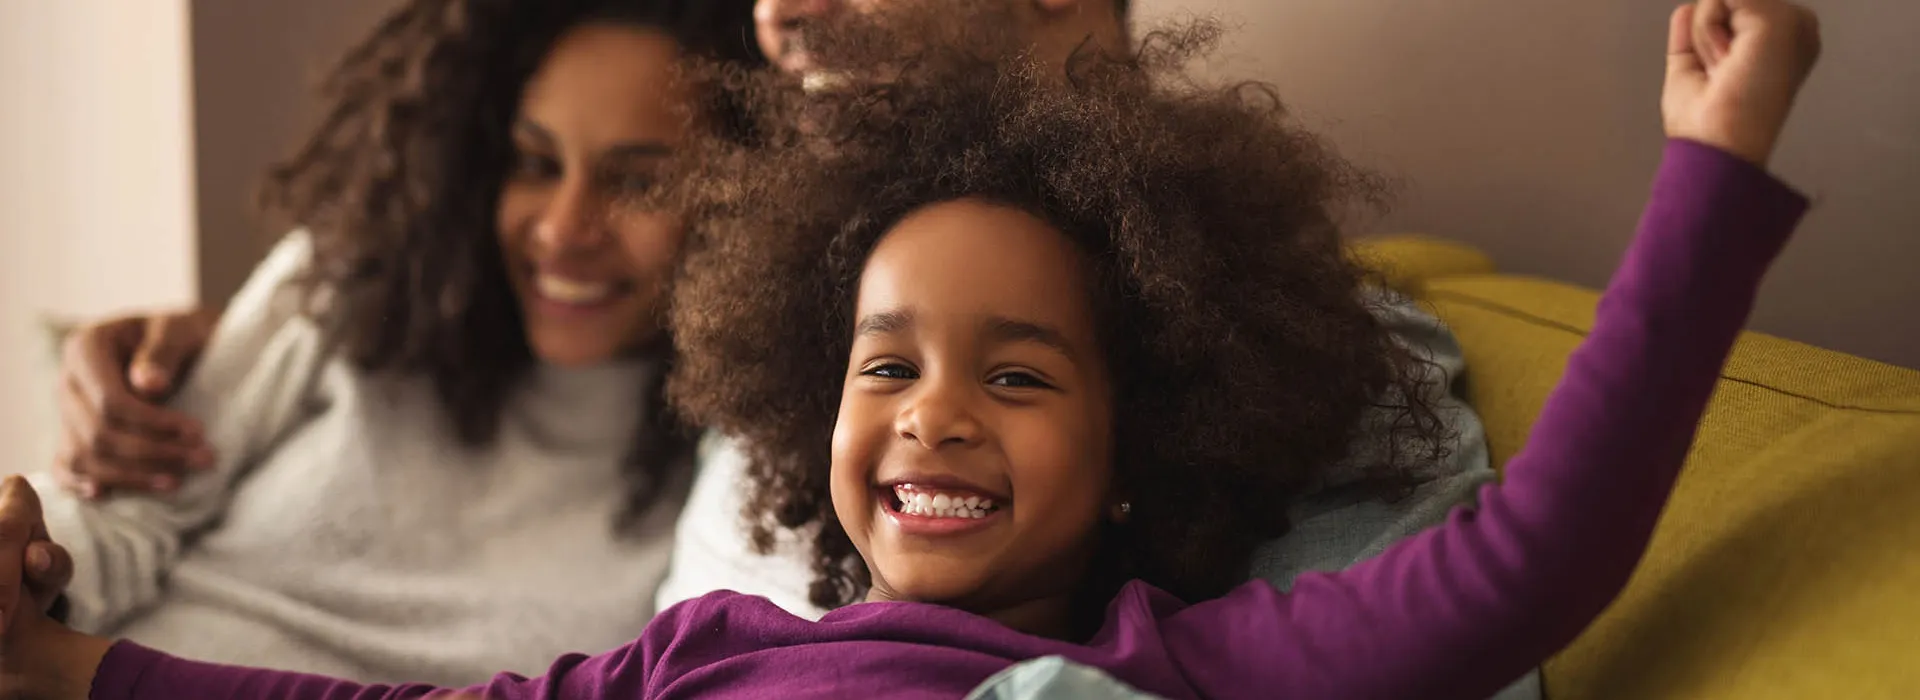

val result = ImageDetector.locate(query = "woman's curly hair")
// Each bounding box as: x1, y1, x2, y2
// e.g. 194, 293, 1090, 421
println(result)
663, 1, 1449, 609
255, 0, 760, 525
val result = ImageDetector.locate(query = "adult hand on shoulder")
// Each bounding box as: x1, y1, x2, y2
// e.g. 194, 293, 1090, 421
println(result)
55, 308, 219, 500
0, 477, 113, 700
1663, 0, 1822, 167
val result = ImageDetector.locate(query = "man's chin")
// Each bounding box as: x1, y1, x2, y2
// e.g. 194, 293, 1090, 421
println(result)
776, 50, 812, 76
801, 69, 857, 94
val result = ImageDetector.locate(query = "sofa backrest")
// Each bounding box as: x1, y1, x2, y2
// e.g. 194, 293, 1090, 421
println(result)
1421, 271, 1920, 699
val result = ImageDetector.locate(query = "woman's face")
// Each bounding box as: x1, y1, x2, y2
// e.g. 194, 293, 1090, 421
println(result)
497, 24, 691, 367
831, 198, 1118, 632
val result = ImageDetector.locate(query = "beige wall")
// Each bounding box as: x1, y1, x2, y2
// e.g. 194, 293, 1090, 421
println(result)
0, 0, 199, 474
0, 1, 396, 476
1135, 0, 1920, 368
191, 0, 397, 304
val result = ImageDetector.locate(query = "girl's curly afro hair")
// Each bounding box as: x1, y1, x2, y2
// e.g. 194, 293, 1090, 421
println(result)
658, 0, 1450, 611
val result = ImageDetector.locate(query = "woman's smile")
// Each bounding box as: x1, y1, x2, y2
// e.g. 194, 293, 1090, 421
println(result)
522, 265, 639, 316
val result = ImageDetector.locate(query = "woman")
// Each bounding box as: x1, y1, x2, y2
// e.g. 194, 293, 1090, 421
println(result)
24, 0, 760, 686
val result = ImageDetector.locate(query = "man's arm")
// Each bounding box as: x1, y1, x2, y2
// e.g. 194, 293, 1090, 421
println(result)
35, 232, 328, 632
653, 434, 830, 619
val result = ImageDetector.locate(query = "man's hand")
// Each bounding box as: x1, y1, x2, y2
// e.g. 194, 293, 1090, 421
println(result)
0, 477, 113, 700
1663, 0, 1822, 167
55, 308, 219, 499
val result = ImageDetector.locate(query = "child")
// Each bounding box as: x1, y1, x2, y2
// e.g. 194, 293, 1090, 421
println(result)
0, 0, 1822, 698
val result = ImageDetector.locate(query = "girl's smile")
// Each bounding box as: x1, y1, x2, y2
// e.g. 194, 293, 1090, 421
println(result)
875, 477, 1010, 537
830, 198, 1118, 634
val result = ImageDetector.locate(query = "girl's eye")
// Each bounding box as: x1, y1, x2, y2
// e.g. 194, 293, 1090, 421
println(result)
861, 363, 918, 380
988, 372, 1052, 389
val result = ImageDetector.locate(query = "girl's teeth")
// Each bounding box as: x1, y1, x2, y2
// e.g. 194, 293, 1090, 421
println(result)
892, 486, 997, 519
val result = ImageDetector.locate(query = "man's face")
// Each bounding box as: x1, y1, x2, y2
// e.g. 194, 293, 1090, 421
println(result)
756, 0, 1041, 75
756, 0, 865, 74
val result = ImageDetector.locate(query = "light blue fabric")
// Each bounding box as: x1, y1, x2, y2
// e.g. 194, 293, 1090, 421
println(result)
1249, 296, 1539, 700
1248, 293, 1495, 585
966, 296, 1542, 700
965, 656, 1167, 700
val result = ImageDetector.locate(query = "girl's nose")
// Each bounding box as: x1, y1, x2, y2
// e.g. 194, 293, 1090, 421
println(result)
894, 381, 983, 449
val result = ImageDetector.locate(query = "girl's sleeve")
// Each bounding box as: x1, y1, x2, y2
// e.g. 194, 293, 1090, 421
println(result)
1160, 140, 1810, 700
89, 642, 626, 700
87, 593, 708, 699
33, 231, 332, 633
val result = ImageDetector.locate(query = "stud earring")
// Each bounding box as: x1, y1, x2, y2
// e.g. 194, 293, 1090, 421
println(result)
1119, 502, 1132, 515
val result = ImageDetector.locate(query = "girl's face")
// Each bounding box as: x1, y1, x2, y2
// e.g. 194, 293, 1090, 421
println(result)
832, 198, 1118, 633
497, 24, 690, 367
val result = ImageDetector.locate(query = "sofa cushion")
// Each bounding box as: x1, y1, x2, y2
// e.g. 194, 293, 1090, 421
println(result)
1423, 274, 1920, 699
1349, 234, 1496, 296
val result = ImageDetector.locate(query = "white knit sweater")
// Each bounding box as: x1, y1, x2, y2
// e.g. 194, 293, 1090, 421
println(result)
34, 232, 690, 686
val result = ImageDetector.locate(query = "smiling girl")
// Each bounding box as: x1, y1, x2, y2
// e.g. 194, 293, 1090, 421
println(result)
0, 0, 1823, 698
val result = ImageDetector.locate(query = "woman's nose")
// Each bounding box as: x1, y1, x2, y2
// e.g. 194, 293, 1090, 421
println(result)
533, 179, 608, 252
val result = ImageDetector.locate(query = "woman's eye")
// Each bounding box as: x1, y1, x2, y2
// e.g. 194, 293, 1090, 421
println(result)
511, 152, 560, 179
861, 363, 918, 380
988, 372, 1051, 389
608, 171, 657, 194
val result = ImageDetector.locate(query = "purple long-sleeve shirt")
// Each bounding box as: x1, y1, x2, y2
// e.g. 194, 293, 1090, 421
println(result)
88, 140, 1808, 700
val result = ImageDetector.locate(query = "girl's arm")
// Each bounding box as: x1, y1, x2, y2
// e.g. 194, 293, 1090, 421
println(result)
1161, 2, 1824, 696
84, 638, 636, 700
1164, 136, 1806, 700
14, 564, 716, 700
